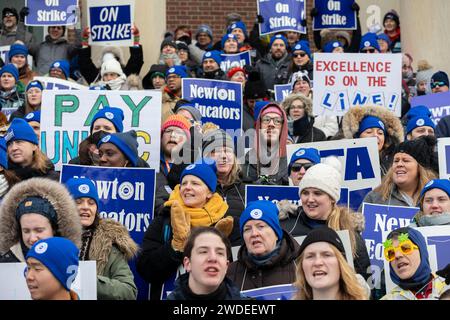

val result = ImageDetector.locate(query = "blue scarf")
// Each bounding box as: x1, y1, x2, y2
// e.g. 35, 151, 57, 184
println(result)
249, 241, 282, 267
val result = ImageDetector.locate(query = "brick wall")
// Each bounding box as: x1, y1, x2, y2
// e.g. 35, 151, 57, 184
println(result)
166, 0, 315, 47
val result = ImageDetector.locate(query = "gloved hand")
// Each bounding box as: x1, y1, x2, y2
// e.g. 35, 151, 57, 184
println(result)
214, 216, 234, 238
178, 35, 191, 46
310, 7, 318, 18
300, 19, 307, 27
81, 27, 90, 47
436, 264, 450, 284
0, 174, 9, 197
131, 25, 140, 46
19, 7, 29, 22
351, 2, 360, 12
256, 14, 264, 23
170, 200, 190, 252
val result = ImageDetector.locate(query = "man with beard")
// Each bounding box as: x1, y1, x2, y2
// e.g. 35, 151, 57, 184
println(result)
255, 34, 291, 90
0, 7, 35, 48
242, 102, 289, 185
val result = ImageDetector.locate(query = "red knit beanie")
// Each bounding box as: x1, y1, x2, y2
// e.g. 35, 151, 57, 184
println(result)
161, 114, 191, 138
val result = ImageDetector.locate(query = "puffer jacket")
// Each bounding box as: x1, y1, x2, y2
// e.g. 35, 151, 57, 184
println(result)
255, 53, 291, 90
0, 178, 81, 262
227, 230, 300, 291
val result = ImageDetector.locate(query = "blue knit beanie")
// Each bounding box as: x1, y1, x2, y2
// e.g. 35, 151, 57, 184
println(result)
221, 33, 238, 49
166, 65, 188, 79
406, 116, 435, 135
0, 138, 7, 169
50, 60, 70, 79
270, 34, 288, 48
289, 147, 321, 174
406, 105, 431, 120
90, 107, 124, 133
8, 43, 28, 59
0, 63, 19, 82
65, 177, 99, 207
26, 80, 44, 92
240, 200, 283, 241
202, 50, 222, 65
420, 179, 450, 199
323, 40, 343, 53
5, 118, 38, 145
357, 115, 386, 136
26, 237, 79, 292
377, 33, 392, 46
360, 32, 381, 52
227, 21, 248, 38
180, 158, 217, 192
292, 40, 311, 59
98, 130, 139, 167
25, 110, 41, 123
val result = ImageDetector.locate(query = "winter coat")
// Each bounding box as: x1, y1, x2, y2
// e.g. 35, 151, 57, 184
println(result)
216, 181, 246, 223
161, 86, 181, 122
255, 53, 291, 90
227, 230, 300, 291
358, 187, 413, 212
167, 273, 246, 300
280, 207, 371, 280
79, 45, 144, 85
82, 219, 138, 300
0, 178, 82, 261
436, 115, 450, 138
242, 149, 288, 185
136, 198, 240, 300
288, 60, 314, 81
0, 89, 25, 115
288, 115, 326, 144
8, 160, 60, 182
313, 115, 340, 139
381, 274, 449, 300
17, 66, 38, 94
0, 22, 35, 47
197, 68, 227, 80
242, 103, 255, 132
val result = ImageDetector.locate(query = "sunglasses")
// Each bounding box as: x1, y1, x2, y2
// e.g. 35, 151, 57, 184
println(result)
290, 162, 314, 173
3, 12, 15, 17
362, 48, 376, 53
431, 81, 446, 89
384, 239, 418, 262
293, 52, 307, 58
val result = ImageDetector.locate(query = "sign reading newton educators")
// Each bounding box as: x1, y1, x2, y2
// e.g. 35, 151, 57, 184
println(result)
87, 0, 134, 46
313, 53, 402, 117
25, 0, 78, 26
362, 203, 419, 290
40, 90, 161, 170
411, 91, 450, 126
60, 164, 156, 300
287, 137, 381, 211
182, 78, 243, 132
437, 137, 450, 179
313, 0, 357, 30
220, 51, 251, 72
258, 0, 306, 35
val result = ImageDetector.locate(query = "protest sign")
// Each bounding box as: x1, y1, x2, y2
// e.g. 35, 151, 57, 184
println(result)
274, 84, 292, 102
438, 137, 450, 179
60, 164, 156, 300
182, 78, 243, 132
25, 0, 78, 26
313, 0, 357, 30
40, 90, 161, 170
362, 203, 419, 290
242, 284, 296, 300
383, 226, 450, 293
257, 0, 306, 35
87, 0, 134, 46
0, 261, 97, 300
411, 91, 450, 126
220, 51, 251, 73
245, 185, 300, 206
287, 137, 381, 211
34, 76, 88, 90
313, 53, 402, 116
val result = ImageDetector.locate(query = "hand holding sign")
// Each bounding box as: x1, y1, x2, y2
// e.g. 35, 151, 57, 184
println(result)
19, 7, 30, 22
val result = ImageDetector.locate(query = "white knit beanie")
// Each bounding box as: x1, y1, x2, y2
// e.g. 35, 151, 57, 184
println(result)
298, 156, 342, 202
101, 59, 124, 77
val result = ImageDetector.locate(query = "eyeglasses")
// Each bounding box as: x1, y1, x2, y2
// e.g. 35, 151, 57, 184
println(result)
362, 48, 376, 53
163, 128, 185, 137
290, 163, 314, 173
261, 116, 283, 126
293, 52, 307, 58
384, 239, 418, 262
431, 81, 446, 89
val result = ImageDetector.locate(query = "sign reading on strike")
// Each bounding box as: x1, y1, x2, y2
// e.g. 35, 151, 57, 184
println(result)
257, 0, 306, 35
25, 0, 78, 26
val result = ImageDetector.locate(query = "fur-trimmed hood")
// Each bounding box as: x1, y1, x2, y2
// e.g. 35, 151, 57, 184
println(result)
342, 106, 404, 145
97, 46, 125, 67
88, 219, 139, 275
123, 74, 143, 90
0, 178, 82, 253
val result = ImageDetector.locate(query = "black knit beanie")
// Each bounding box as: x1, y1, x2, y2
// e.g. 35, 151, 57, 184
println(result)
394, 135, 436, 169
299, 227, 346, 257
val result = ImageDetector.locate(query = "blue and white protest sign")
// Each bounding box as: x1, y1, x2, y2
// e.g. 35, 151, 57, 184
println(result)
411, 91, 450, 126
313, 0, 357, 30
242, 284, 296, 300
25, 0, 78, 26
245, 185, 300, 206
40, 90, 162, 171
362, 203, 419, 290
34, 76, 87, 90
274, 84, 292, 102
220, 51, 251, 72
437, 137, 450, 179
383, 226, 450, 292
60, 164, 156, 300
313, 53, 402, 117
258, 0, 306, 35
287, 137, 381, 211
182, 78, 243, 132
87, 0, 134, 46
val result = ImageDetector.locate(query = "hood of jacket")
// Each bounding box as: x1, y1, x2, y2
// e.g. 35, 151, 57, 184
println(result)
0, 178, 82, 253
97, 46, 126, 67
255, 103, 288, 158
88, 219, 139, 274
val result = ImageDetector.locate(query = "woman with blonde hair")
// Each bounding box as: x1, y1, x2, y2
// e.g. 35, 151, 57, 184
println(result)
293, 227, 369, 300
